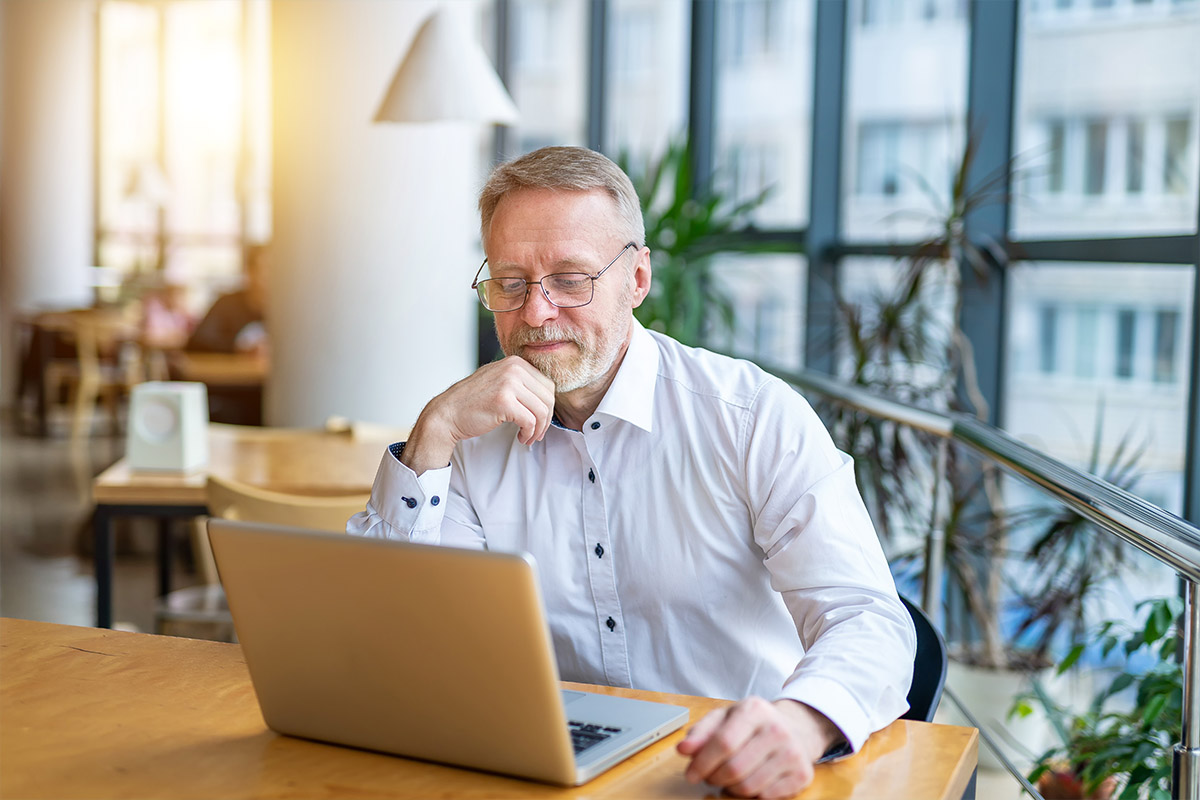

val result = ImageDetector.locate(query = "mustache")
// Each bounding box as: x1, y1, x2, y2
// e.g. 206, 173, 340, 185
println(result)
507, 325, 584, 349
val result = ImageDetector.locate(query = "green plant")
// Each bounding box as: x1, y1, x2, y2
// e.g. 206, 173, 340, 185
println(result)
820, 130, 1139, 670
1012, 597, 1182, 800
619, 136, 791, 346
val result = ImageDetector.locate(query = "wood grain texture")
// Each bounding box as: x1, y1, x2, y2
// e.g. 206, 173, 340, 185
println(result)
0, 618, 976, 799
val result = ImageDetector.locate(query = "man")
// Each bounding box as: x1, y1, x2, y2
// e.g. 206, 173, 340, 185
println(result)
349, 146, 915, 798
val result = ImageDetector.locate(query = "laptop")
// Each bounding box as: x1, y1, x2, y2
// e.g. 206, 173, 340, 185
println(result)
206, 519, 689, 786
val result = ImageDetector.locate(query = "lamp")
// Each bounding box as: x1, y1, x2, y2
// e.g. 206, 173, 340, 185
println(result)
373, 6, 518, 125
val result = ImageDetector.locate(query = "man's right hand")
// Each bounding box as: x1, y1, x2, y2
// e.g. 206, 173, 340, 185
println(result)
399, 356, 556, 475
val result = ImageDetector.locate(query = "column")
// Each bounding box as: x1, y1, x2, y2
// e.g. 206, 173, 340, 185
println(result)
0, 0, 97, 403
267, 0, 480, 428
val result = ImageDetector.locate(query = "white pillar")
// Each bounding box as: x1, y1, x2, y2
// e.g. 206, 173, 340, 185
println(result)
267, 0, 479, 428
0, 0, 96, 402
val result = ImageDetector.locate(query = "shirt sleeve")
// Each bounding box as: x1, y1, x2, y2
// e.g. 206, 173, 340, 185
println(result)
743, 379, 917, 752
346, 443, 485, 550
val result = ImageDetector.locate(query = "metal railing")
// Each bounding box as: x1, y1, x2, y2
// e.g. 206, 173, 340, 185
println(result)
770, 365, 1200, 800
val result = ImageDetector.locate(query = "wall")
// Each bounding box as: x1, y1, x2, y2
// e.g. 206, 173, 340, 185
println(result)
268, 0, 481, 428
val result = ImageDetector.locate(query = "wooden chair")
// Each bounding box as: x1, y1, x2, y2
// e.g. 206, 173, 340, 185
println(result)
324, 415, 411, 442
41, 308, 143, 438
156, 474, 370, 640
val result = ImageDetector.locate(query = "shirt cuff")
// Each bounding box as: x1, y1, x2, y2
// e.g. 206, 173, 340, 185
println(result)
369, 442, 451, 539
775, 674, 872, 753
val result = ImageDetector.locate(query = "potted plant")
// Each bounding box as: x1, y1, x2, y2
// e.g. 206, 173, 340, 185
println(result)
1012, 596, 1182, 800
812, 132, 1151, 769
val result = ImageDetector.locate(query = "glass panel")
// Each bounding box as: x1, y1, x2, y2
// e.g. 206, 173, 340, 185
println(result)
714, 0, 814, 228
97, 0, 270, 311
505, 0, 588, 154
842, 0, 969, 242
1012, 1, 1200, 238
1005, 262, 1193, 517
607, 0, 689, 164
712, 253, 807, 370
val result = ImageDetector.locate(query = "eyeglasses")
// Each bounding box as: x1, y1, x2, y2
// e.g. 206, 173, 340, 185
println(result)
472, 242, 637, 312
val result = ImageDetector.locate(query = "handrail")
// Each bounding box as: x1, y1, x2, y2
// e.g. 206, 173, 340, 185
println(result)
775, 365, 1200, 581
764, 363, 1200, 800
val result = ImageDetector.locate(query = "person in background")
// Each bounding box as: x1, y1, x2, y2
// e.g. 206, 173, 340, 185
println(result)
185, 244, 269, 356
349, 147, 915, 799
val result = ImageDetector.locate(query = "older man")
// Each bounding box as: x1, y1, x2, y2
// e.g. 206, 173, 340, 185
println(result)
349, 146, 914, 798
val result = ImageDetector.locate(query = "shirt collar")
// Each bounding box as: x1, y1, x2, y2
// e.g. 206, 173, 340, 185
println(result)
594, 319, 658, 433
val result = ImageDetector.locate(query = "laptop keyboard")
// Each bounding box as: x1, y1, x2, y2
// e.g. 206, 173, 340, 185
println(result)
568, 720, 623, 754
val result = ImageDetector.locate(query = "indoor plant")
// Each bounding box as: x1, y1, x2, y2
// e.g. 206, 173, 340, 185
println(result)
1012, 596, 1182, 800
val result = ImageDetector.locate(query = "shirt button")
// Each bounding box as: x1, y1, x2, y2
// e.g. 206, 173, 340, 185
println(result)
590, 421, 601, 430
588, 468, 595, 483
594, 543, 604, 558
402, 497, 417, 509
430, 496, 440, 506
606, 616, 616, 631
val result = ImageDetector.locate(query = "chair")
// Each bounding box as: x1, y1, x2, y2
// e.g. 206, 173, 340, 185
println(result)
898, 594, 948, 722
41, 308, 144, 438
155, 474, 370, 640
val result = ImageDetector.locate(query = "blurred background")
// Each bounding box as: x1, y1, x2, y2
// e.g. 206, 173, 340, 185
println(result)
1, 1, 1198, 797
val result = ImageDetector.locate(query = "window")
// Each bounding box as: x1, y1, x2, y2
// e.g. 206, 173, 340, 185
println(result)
1074, 307, 1098, 378
97, 0, 270, 307
1084, 119, 1108, 196
1126, 119, 1145, 194
1039, 305, 1059, 373
607, 0, 688, 164
506, 0, 588, 155
1165, 115, 1192, 195
1046, 119, 1066, 192
1155, 309, 1180, 383
716, 0, 813, 228
843, 1, 967, 241
1115, 308, 1136, 379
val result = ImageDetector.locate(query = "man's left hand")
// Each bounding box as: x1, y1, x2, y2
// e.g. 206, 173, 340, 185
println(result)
676, 697, 842, 799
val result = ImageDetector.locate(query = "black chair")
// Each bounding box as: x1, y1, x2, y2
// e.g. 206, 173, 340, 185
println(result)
898, 594, 948, 722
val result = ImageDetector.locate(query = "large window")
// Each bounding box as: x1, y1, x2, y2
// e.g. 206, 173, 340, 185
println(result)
97, 0, 270, 312
1012, 0, 1200, 237
485, 0, 1200, 529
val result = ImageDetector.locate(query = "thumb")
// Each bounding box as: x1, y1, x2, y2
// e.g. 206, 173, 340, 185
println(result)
676, 707, 728, 755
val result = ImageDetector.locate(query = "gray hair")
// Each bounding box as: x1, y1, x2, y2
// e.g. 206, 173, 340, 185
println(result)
478, 146, 645, 248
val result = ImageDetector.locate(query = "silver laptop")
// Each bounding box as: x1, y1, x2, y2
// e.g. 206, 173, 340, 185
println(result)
207, 519, 689, 786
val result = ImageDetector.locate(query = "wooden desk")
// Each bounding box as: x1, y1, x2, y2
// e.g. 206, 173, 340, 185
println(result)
91, 424, 390, 627
0, 619, 979, 800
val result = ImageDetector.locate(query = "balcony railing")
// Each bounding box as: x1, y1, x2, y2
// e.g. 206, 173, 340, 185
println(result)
768, 364, 1200, 800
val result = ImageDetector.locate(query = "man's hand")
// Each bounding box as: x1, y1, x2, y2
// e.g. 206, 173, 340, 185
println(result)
676, 697, 842, 799
401, 356, 556, 475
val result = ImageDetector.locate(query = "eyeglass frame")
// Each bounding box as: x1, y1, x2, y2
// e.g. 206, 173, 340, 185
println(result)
471, 241, 638, 312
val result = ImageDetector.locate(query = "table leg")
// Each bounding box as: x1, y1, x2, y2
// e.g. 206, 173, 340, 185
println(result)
37, 326, 52, 438
158, 518, 174, 600
94, 507, 115, 628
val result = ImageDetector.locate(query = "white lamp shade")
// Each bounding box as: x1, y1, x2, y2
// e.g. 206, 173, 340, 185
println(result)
374, 8, 519, 125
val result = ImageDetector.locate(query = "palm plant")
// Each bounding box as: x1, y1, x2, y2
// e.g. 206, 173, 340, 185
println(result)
619, 136, 792, 346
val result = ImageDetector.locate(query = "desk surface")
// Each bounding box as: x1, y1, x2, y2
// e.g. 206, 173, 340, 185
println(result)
93, 424, 391, 505
0, 619, 978, 799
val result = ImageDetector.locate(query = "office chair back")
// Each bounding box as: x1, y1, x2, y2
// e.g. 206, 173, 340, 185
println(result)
898, 595, 948, 722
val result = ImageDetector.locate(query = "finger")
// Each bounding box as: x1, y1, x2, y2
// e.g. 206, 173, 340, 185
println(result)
728, 742, 814, 799
675, 707, 728, 756
683, 703, 762, 784
704, 730, 773, 790
510, 383, 553, 443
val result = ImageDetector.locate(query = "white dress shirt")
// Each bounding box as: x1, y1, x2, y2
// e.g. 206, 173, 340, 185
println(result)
348, 321, 915, 751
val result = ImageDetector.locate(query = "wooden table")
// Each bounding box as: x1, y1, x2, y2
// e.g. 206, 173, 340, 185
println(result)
91, 424, 391, 628
0, 619, 979, 799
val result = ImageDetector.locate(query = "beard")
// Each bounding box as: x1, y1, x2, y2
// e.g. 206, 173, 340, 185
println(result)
501, 321, 626, 393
